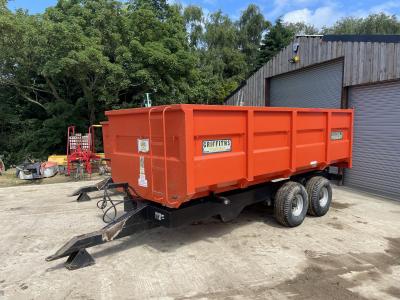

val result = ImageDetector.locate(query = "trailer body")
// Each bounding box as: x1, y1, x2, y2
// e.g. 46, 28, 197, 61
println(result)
100, 121, 110, 152
100, 121, 111, 168
104, 105, 353, 208
49, 104, 353, 269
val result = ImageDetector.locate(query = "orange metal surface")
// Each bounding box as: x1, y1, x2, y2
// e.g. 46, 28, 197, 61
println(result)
100, 121, 111, 167
104, 104, 353, 208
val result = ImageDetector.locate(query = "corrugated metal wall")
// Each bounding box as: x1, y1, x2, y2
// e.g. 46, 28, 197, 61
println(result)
226, 67, 266, 106
345, 81, 400, 200
270, 60, 343, 108
226, 36, 400, 106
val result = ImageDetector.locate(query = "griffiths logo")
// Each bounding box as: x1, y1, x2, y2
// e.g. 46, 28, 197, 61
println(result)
202, 139, 232, 154
330, 131, 343, 141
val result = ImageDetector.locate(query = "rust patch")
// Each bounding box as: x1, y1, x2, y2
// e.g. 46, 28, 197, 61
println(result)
102, 219, 127, 242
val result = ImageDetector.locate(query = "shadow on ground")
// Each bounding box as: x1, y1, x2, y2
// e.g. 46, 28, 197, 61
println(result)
171, 237, 400, 300
46, 203, 280, 271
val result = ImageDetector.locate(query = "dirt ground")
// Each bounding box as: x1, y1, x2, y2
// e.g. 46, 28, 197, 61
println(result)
0, 181, 399, 300
0, 168, 106, 188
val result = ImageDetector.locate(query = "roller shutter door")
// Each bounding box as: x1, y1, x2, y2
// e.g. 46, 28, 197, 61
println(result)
345, 81, 400, 200
270, 60, 343, 108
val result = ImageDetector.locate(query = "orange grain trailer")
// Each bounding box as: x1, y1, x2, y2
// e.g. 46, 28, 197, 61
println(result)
47, 104, 353, 269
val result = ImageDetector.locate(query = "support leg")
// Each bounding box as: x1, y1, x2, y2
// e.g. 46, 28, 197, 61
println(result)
65, 249, 95, 270
70, 176, 113, 201
77, 193, 91, 202
46, 202, 157, 270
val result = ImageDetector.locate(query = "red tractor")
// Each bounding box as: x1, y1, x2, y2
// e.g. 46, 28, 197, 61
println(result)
66, 125, 102, 178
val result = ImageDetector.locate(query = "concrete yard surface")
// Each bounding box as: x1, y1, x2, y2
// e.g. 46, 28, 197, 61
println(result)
0, 182, 399, 299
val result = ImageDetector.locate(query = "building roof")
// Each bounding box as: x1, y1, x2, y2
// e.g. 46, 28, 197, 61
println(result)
225, 34, 400, 102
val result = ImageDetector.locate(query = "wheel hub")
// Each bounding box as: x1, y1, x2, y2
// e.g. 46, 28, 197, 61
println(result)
291, 194, 304, 217
319, 187, 329, 207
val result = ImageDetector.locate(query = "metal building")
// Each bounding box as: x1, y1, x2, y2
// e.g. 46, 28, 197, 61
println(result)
226, 35, 400, 200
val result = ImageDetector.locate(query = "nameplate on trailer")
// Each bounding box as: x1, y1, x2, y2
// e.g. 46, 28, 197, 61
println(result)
331, 131, 343, 141
138, 156, 148, 187
137, 139, 149, 153
202, 139, 232, 154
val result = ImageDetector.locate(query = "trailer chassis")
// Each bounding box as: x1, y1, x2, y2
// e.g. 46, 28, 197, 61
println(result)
47, 169, 341, 270
46, 182, 273, 270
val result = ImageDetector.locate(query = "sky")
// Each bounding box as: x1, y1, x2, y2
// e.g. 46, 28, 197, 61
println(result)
7, 0, 400, 28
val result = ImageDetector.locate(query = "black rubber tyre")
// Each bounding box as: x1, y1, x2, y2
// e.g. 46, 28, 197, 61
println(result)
306, 176, 332, 217
274, 181, 309, 227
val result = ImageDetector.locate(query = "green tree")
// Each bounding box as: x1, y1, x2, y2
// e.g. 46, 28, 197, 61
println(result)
287, 22, 319, 35
129, 0, 168, 19
0, 0, 7, 11
0, 0, 200, 165
257, 18, 295, 67
323, 13, 400, 34
202, 11, 247, 99
183, 5, 204, 49
237, 4, 270, 72
123, 3, 197, 104
43, 0, 130, 123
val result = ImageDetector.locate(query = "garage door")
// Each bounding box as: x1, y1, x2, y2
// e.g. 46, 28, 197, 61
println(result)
270, 60, 343, 108
345, 81, 400, 200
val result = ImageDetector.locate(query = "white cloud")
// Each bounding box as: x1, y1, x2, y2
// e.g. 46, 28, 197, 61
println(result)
282, 8, 310, 23
370, 1, 400, 14
283, 6, 342, 28
267, 0, 321, 20
281, 0, 400, 29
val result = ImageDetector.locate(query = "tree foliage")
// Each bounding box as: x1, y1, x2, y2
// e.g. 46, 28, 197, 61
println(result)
323, 13, 400, 34
238, 4, 271, 71
257, 19, 295, 67
1, 0, 399, 166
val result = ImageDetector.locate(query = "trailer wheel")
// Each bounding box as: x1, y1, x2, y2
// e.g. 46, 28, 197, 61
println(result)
274, 181, 308, 227
306, 176, 332, 217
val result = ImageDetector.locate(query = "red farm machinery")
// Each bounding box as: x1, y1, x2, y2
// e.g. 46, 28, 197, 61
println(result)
66, 125, 102, 179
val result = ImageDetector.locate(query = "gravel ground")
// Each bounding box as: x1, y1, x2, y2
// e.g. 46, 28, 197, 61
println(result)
0, 181, 399, 300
